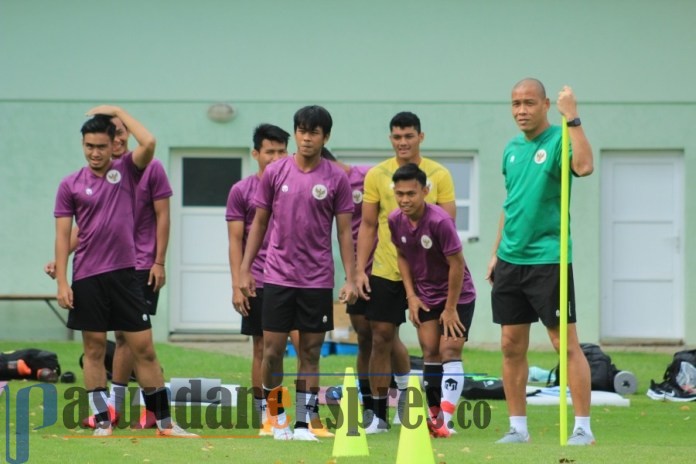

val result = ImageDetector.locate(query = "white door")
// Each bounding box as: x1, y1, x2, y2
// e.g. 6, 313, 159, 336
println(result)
169, 148, 247, 333
600, 151, 684, 342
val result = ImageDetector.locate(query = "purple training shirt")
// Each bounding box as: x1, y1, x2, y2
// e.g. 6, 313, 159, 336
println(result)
133, 158, 173, 270
54, 153, 142, 281
226, 174, 271, 286
254, 156, 353, 288
388, 203, 476, 307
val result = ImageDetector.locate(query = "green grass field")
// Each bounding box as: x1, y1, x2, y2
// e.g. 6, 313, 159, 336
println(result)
0, 342, 692, 463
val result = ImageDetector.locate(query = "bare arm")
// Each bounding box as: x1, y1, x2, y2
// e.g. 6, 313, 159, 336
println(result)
45, 226, 78, 278
54, 217, 74, 309
239, 208, 270, 297
355, 201, 378, 298
485, 211, 504, 285
86, 105, 156, 169
149, 197, 170, 292
227, 220, 250, 315
336, 212, 358, 305
437, 200, 456, 219
557, 86, 594, 177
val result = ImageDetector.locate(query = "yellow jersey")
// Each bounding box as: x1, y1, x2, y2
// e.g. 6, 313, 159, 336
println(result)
362, 157, 455, 281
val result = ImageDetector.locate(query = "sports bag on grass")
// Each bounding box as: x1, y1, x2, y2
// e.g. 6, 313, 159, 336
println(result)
0, 349, 61, 382
548, 343, 619, 392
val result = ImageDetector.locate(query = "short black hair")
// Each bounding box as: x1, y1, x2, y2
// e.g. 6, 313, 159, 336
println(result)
81, 114, 115, 139
252, 123, 290, 151
392, 162, 427, 187
390, 111, 421, 133
293, 105, 332, 135
320, 147, 337, 161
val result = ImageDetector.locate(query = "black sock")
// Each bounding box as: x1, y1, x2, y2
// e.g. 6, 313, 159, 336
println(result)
143, 387, 170, 421
358, 378, 373, 411
374, 396, 388, 422
423, 363, 443, 410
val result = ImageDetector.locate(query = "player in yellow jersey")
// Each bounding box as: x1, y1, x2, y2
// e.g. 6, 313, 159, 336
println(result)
355, 112, 456, 432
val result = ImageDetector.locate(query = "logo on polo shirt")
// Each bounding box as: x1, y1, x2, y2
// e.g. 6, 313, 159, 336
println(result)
510, 155, 516, 163
106, 170, 122, 184
85, 188, 93, 196
421, 235, 433, 249
426, 179, 432, 190
281, 184, 289, 193
312, 184, 327, 200
352, 190, 363, 204
401, 236, 407, 244
534, 149, 547, 164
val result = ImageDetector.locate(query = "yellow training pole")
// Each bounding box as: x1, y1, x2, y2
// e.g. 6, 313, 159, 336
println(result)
559, 117, 570, 445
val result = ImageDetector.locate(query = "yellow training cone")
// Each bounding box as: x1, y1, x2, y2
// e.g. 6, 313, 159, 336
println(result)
395, 374, 435, 464
332, 367, 369, 457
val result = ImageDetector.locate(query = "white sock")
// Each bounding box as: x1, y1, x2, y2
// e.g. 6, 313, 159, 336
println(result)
510, 416, 528, 436
88, 389, 110, 425
574, 416, 592, 435
109, 382, 127, 415
441, 361, 464, 428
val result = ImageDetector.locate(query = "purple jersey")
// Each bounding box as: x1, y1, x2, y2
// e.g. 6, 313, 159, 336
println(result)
133, 158, 173, 270
54, 153, 141, 281
254, 156, 353, 288
348, 165, 375, 273
226, 174, 270, 286
388, 203, 476, 307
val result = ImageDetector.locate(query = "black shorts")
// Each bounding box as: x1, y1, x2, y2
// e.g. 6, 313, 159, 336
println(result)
364, 275, 407, 325
262, 284, 333, 333
346, 296, 369, 316
69, 268, 152, 332
135, 269, 160, 315
241, 288, 264, 337
419, 300, 475, 340
491, 259, 576, 327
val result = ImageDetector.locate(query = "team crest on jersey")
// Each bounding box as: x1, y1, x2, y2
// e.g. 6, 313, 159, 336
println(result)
510, 155, 516, 163
352, 190, 363, 204
312, 184, 328, 200
426, 178, 432, 190
534, 149, 547, 164
281, 184, 289, 193
106, 169, 121, 184
420, 235, 433, 249
85, 188, 93, 196
401, 236, 407, 244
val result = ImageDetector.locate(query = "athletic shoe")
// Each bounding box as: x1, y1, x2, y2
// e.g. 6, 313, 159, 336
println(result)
81, 405, 119, 429
269, 414, 293, 441
567, 427, 596, 445
364, 412, 389, 434
447, 426, 458, 435
428, 421, 451, 438
134, 409, 158, 429
663, 384, 696, 402
293, 427, 319, 441
156, 423, 199, 438
646, 380, 666, 400
495, 427, 530, 444
259, 418, 273, 437
93, 424, 112, 437
309, 418, 335, 438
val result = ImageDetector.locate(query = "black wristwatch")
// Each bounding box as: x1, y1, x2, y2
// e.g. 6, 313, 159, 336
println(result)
567, 117, 581, 127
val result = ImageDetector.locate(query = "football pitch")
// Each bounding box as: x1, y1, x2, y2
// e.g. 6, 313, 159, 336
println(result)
1, 342, 692, 464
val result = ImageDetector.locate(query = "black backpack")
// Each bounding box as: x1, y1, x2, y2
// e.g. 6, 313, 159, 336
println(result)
548, 343, 619, 392
660, 349, 696, 392
0, 349, 61, 382
461, 376, 505, 400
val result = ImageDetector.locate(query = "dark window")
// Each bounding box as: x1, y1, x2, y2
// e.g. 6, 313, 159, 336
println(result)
182, 158, 242, 207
